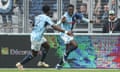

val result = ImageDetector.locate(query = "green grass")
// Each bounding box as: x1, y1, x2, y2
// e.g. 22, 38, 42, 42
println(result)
0, 69, 120, 72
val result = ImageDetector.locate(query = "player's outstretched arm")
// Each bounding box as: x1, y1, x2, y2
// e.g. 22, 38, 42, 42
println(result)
82, 17, 94, 23
56, 16, 66, 25
51, 25, 73, 36
74, 13, 94, 24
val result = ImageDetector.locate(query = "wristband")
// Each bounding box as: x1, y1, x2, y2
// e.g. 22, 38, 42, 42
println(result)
64, 31, 68, 34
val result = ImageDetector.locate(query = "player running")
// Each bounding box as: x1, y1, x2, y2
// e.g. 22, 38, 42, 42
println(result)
16, 5, 73, 71
55, 4, 93, 69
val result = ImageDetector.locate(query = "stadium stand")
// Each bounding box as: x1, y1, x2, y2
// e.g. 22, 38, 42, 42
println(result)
0, 0, 119, 33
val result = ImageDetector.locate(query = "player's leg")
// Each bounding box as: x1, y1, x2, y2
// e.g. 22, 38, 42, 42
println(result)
41, 42, 50, 63
56, 43, 71, 69
16, 50, 38, 70
16, 40, 41, 70
56, 35, 77, 69
56, 41, 78, 65
37, 37, 50, 67
56, 34, 73, 69
62, 40, 78, 65
65, 40, 78, 57
37, 42, 50, 67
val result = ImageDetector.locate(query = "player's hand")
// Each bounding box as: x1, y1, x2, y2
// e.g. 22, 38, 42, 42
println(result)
89, 20, 94, 23
66, 31, 73, 36
61, 17, 66, 22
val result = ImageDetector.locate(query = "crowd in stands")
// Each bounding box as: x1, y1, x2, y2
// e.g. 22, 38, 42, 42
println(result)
0, 0, 119, 33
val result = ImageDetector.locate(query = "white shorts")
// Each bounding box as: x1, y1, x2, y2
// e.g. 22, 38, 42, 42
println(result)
60, 33, 74, 44
31, 37, 47, 51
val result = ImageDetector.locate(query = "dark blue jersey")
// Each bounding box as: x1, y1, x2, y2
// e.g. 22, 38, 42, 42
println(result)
72, 13, 83, 23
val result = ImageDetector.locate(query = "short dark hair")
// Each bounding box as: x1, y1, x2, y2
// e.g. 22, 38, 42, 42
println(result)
42, 5, 50, 13
80, 3, 87, 7
67, 4, 74, 8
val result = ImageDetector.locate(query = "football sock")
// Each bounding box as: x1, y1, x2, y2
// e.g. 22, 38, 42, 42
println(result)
20, 53, 34, 65
59, 60, 63, 65
58, 47, 77, 65
40, 48, 48, 62
66, 47, 77, 57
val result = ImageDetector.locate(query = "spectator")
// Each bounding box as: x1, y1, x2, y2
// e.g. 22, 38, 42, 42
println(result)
79, 3, 88, 18
102, 10, 120, 33
111, 0, 117, 14
94, 6, 102, 25
0, 0, 13, 27
94, 0, 109, 25
101, 4, 109, 21
79, 3, 88, 25
75, 3, 88, 29
95, 0, 109, 10
14, 0, 23, 14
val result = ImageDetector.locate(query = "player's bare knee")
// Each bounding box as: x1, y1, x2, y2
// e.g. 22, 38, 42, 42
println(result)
72, 42, 78, 49
70, 41, 78, 49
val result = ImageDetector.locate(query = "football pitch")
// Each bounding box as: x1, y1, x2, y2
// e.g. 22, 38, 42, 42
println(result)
0, 68, 120, 72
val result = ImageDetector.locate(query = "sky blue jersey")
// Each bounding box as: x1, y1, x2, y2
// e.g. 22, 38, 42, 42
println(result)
61, 12, 73, 31
31, 14, 54, 41
61, 12, 89, 31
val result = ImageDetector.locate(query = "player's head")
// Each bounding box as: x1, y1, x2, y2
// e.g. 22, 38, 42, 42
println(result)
109, 10, 116, 20
67, 4, 74, 16
42, 5, 50, 15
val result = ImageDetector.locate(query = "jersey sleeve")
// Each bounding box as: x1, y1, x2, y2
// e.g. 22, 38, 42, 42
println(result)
46, 17, 54, 26
73, 13, 83, 20
73, 13, 90, 23
56, 13, 67, 25
82, 17, 90, 23
72, 13, 83, 24
34, 16, 40, 26
56, 16, 66, 25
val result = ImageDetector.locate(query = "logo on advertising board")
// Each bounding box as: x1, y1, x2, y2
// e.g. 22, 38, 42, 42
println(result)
1, 47, 9, 55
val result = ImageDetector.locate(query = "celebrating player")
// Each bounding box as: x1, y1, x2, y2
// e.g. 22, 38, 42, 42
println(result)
16, 5, 73, 71
55, 4, 93, 69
